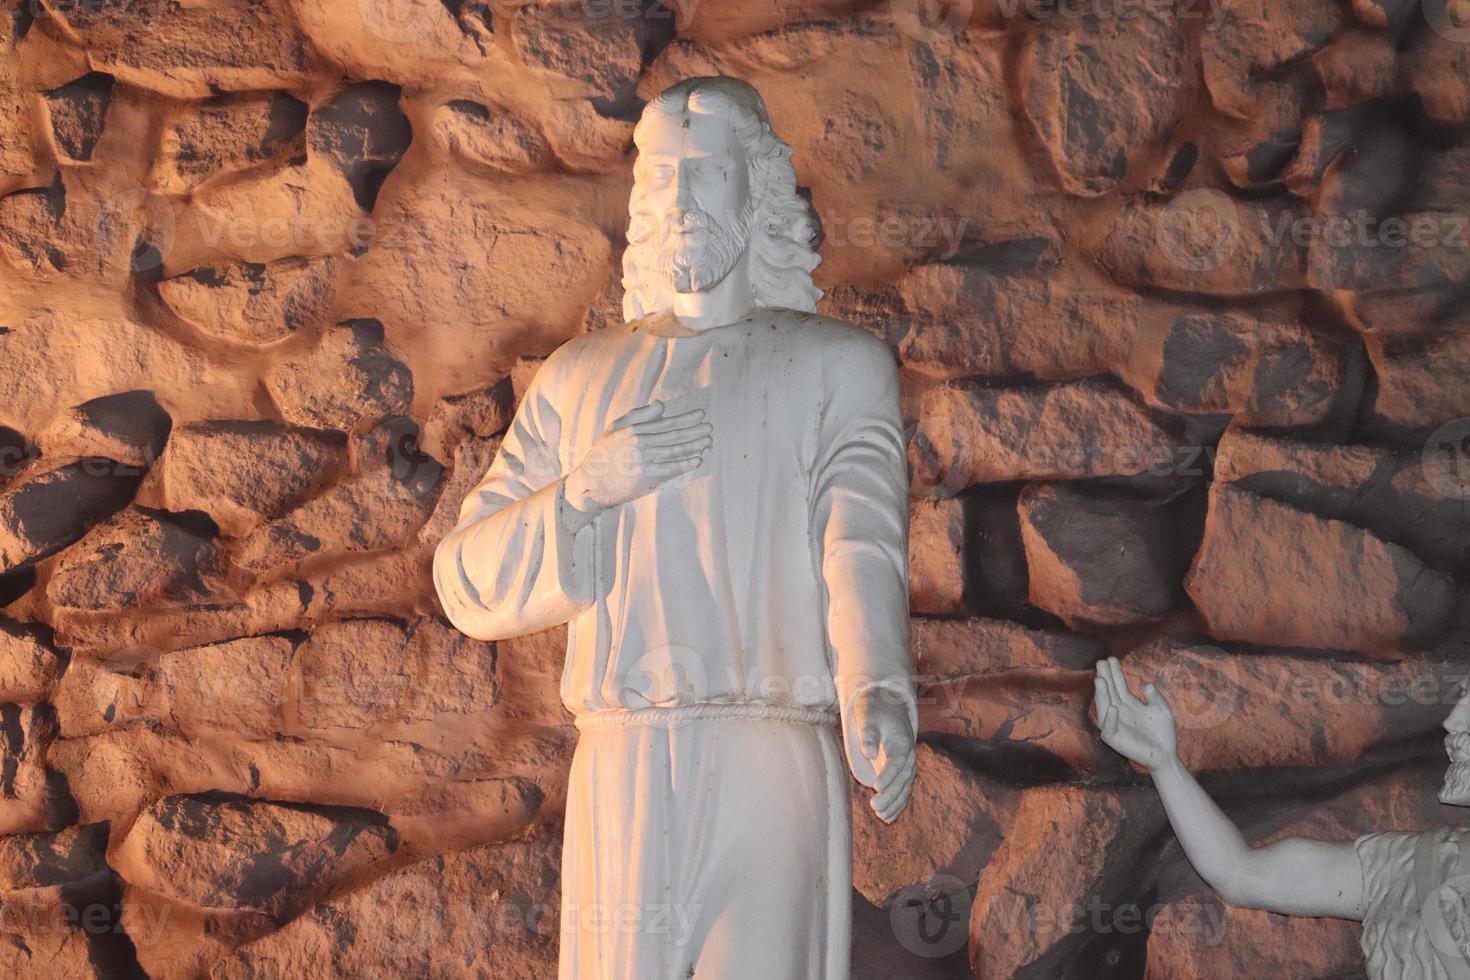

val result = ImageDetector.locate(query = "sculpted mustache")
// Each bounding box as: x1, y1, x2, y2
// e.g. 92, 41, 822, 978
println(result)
664, 210, 714, 234
1446, 732, 1470, 756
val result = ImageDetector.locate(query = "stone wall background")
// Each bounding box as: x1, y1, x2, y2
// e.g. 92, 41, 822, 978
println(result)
0, 0, 1468, 976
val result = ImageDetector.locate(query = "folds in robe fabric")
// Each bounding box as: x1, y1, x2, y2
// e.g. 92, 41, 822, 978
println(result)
431, 310, 916, 979
432, 310, 916, 731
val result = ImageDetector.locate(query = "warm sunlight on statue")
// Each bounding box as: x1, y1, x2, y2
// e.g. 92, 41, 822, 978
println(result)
434, 76, 917, 979
1095, 657, 1470, 980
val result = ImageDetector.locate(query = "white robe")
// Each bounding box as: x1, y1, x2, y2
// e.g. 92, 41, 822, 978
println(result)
1357, 828, 1470, 980
434, 308, 915, 978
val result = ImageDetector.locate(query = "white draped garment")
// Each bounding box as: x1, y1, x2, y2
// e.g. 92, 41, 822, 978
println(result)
433, 308, 916, 978
1357, 828, 1470, 980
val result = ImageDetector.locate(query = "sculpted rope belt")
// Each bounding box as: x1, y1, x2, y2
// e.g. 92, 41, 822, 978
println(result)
574, 701, 840, 730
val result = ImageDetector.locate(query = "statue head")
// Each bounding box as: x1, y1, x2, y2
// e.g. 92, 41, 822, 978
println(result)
621, 76, 821, 322
1440, 681, 1470, 805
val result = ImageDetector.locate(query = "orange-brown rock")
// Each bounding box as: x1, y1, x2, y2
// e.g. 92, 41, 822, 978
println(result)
1018, 482, 1182, 628
211, 823, 560, 979
968, 784, 1164, 979
911, 379, 1181, 488
433, 99, 551, 177
33, 0, 316, 99
264, 319, 414, 431
1021, 7, 1194, 197
908, 497, 967, 616
0, 459, 143, 573
1200, 0, 1344, 118
43, 72, 114, 164
0, 702, 67, 835
1214, 425, 1470, 574
1121, 638, 1461, 771
918, 670, 1098, 775
138, 421, 346, 539
111, 795, 397, 922
910, 615, 1107, 677
1120, 298, 1348, 427
1185, 483, 1457, 655
852, 745, 1017, 908
235, 457, 441, 572
1365, 319, 1470, 430
1097, 193, 1306, 296
1143, 891, 1362, 979
0, 618, 63, 703
54, 635, 297, 741
415, 434, 501, 556
289, 617, 497, 731
36, 391, 172, 471
1406, 25, 1470, 125
307, 81, 411, 211
151, 92, 307, 194
44, 507, 234, 613
896, 254, 1132, 382
0, 307, 251, 434
158, 257, 341, 346
418, 380, 513, 462
0, 823, 130, 980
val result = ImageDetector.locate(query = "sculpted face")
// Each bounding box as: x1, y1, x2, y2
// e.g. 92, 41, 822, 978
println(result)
1440, 682, 1470, 805
632, 109, 753, 295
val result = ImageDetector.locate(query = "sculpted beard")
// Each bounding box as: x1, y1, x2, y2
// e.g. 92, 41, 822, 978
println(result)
1441, 731, 1470, 805
649, 201, 754, 294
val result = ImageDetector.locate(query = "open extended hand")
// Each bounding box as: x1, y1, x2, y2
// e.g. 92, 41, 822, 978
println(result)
854, 686, 917, 823
562, 401, 711, 525
1094, 656, 1179, 773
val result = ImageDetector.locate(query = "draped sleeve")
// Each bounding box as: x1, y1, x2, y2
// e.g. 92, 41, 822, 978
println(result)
809, 331, 917, 787
433, 355, 598, 641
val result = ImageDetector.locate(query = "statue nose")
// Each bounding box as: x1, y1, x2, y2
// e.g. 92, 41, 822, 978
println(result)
674, 166, 696, 211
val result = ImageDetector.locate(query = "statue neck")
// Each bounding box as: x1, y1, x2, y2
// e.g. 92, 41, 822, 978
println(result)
672, 253, 753, 332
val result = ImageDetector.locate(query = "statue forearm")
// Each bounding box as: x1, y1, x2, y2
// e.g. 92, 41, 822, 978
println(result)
1148, 757, 1365, 918
1148, 755, 1257, 904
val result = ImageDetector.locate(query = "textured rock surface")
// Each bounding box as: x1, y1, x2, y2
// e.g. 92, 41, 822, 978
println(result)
1018, 482, 1181, 627
1186, 483, 1458, 655
0, 3, 1466, 977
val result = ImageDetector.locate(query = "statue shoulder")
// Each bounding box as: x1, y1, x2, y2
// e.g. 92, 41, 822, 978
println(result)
772, 309, 897, 382
537, 322, 635, 379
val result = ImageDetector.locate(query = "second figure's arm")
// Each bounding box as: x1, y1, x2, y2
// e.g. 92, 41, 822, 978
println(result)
1093, 657, 1364, 920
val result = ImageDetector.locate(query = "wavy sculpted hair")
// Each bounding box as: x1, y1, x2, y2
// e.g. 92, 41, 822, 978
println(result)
621, 76, 822, 322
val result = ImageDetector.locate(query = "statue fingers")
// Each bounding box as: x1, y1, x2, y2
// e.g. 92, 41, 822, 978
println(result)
612, 400, 665, 428
1143, 682, 1174, 718
645, 456, 703, 477
874, 742, 916, 795
646, 436, 712, 463
1093, 674, 1113, 717
872, 751, 917, 821
880, 772, 915, 823
1097, 659, 1124, 712
1107, 658, 1143, 709
636, 422, 712, 447
631, 410, 707, 435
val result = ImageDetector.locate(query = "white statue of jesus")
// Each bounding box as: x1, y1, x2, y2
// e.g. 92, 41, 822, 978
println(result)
433, 76, 917, 979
